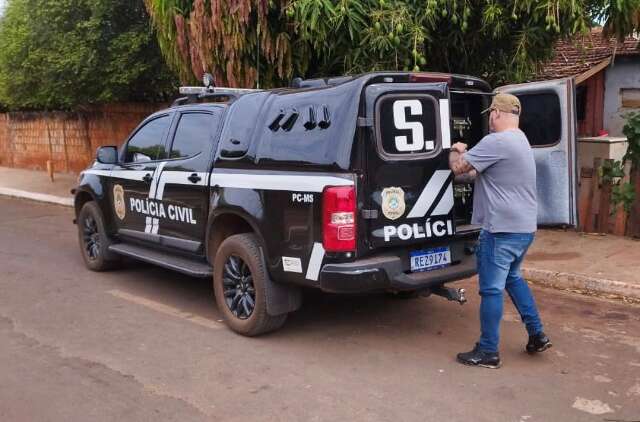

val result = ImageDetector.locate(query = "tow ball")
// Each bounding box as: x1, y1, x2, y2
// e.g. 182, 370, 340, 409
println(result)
431, 286, 467, 305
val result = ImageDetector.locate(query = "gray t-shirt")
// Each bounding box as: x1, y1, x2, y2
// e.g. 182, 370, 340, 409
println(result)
463, 129, 537, 233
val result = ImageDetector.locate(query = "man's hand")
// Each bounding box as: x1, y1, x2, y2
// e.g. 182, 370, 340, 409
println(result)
451, 142, 468, 154
449, 143, 475, 176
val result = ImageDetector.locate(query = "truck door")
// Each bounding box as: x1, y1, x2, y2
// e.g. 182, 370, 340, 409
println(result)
496, 78, 578, 226
111, 113, 174, 241
363, 82, 455, 248
157, 109, 223, 253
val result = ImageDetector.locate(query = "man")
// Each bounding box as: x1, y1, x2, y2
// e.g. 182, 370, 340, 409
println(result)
449, 93, 552, 369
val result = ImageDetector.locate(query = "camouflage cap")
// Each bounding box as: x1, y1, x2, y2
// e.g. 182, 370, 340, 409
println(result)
481, 93, 521, 115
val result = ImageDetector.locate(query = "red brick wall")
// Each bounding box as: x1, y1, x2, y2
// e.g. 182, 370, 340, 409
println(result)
0, 104, 165, 173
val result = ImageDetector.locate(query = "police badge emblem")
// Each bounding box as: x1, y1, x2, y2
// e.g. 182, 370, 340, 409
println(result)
113, 184, 126, 220
381, 187, 405, 220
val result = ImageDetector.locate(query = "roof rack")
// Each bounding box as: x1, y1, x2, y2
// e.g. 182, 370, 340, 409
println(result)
172, 86, 262, 107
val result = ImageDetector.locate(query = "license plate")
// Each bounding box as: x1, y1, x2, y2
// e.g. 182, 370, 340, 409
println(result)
410, 247, 451, 272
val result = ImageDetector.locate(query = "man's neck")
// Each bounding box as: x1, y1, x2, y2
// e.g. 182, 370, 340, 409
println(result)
496, 125, 519, 133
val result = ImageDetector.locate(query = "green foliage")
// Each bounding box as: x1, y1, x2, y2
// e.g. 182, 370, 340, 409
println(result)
0, 0, 178, 110
607, 112, 640, 215
622, 111, 640, 170
612, 182, 636, 214
599, 159, 625, 184
145, 0, 639, 88
589, 0, 640, 41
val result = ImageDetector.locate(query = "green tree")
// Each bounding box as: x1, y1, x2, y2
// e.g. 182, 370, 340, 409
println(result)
0, 0, 178, 110
145, 0, 640, 88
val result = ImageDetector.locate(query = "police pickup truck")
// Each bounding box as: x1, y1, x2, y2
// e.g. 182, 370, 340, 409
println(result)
73, 72, 579, 336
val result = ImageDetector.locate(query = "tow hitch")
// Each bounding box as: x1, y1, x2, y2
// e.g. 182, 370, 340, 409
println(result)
431, 286, 467, 305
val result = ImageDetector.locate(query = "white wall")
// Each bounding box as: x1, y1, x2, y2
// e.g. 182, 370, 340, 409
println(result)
603, 56, 640, 136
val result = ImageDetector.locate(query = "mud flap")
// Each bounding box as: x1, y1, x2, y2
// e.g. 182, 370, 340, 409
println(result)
259, 247, 302, 316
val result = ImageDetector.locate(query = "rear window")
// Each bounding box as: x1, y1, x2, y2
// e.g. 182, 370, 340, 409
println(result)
518, 92, 562, 147
169, 113, 214, 159
376, 94, 439, 159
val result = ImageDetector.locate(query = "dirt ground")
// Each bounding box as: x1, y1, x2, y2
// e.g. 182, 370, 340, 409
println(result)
1, 197, 639, 421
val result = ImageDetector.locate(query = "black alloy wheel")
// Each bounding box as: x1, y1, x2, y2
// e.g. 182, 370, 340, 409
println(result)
213, 233, 288, 336
77, 201, 120, 271
82, 214, 101, 261
222, 255, 256, 319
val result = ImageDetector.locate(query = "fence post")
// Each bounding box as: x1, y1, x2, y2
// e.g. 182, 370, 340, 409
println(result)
598, 159, 613, 234
587, 157, 603, 233
578, 166, 594, 232
627, 168, 640, 238
45, 113, 55, 182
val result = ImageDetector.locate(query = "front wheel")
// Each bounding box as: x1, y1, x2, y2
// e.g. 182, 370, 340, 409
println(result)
213, 233, 287, 336
77, 201, 120, 271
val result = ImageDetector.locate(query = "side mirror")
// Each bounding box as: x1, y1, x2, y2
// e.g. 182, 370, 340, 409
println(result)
96, 146, 118, 164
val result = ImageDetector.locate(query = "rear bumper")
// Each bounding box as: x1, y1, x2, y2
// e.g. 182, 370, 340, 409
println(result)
319, 237, 478, 294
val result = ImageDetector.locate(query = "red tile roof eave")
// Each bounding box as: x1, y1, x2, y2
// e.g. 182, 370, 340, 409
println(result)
535, 28, 639, 80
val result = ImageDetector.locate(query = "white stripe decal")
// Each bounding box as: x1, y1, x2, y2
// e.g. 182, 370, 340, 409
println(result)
210, 173, 353, 193
82, 169, 112, 177
156, 171, 208, 200
86, 169, 353, 193
151, 218, 159, 234
406, 170, 451, 218
144, 217, 152, 233
148, 162, 167, 200
85, 169, 149, 181
430, 181, 454, 216
305, 242, 325, 281
439, 99, 451, 149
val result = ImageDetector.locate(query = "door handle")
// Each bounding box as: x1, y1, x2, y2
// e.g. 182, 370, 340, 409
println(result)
188, 173, 202, 184
142, 173, 153, 184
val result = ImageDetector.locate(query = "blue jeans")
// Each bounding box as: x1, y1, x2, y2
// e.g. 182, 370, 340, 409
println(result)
476, 230, 544, 353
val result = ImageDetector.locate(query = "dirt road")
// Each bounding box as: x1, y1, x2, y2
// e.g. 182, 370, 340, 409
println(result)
0, 197, 638, 421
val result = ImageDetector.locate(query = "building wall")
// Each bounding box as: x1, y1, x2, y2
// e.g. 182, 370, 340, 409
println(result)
0, 104, 164, 173
603, 56, 640, 136
577, 69, 605, 137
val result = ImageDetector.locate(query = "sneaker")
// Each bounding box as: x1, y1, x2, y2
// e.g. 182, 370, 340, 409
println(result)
526, 332, 552, 353
456, 344, 501, 369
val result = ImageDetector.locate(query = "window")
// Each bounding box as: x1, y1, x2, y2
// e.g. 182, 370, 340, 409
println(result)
169, 113, 214, 159
517, 93, 562, 147
125, 115, 171, 162
621, 88, 640, 108
376, 94, 438, 159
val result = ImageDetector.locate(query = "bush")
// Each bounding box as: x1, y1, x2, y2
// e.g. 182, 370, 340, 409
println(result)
0, 0, 178, 110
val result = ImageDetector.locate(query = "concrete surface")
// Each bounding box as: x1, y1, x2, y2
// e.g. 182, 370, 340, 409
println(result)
0, 166, 75, 205
1, 196, 640, 421
523, 230, 640, 300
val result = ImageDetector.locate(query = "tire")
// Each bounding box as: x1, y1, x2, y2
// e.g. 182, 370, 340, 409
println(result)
213, 233, 287, 336
77, 201, 121, 271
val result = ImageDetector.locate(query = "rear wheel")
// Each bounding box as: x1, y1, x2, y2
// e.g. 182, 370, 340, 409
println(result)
213, 233, 287, 336
77, 201, 120, 271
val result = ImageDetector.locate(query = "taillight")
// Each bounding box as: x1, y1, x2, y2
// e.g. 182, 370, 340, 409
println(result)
322, 186, 356, 252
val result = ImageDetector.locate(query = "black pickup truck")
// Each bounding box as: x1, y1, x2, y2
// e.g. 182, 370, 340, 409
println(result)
73, 72, 578, 335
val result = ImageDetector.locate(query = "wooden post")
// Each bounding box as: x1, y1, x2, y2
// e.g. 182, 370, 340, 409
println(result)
612, 161, 632, 236
599, 185, 612, 233
46, 160, 54, 182
45, 115, 55, 182
61, 116, 69, 173
578, 166, 594, 232
627, 168, 640, 238
587, 158, 602, 233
